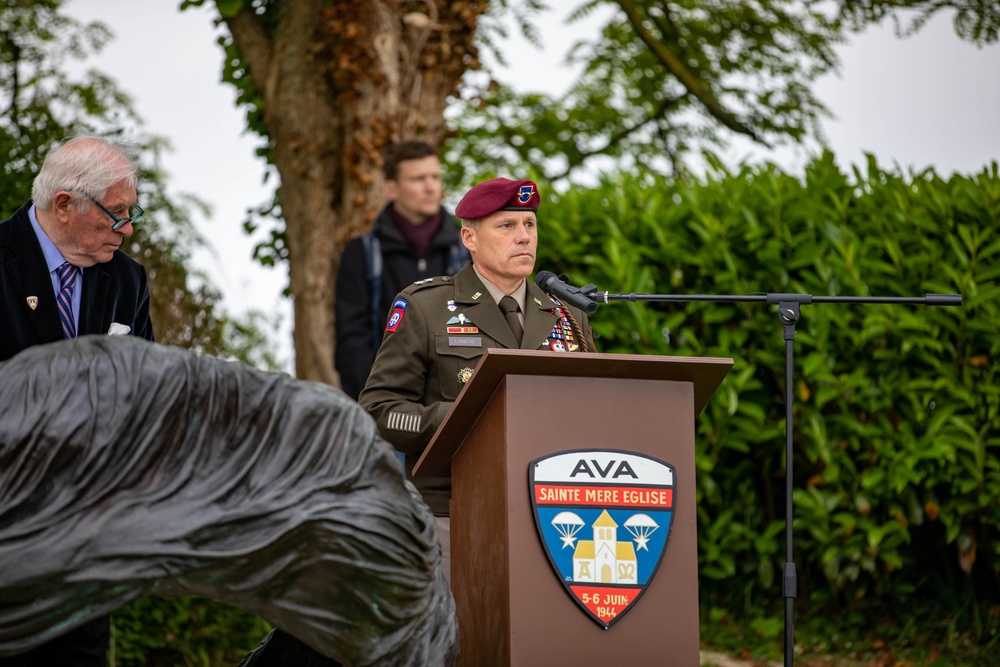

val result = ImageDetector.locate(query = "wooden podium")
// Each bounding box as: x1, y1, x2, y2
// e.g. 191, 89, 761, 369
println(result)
413, 349, 732, 666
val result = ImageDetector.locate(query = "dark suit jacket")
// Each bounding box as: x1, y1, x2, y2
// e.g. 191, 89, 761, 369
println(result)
334, 205, 465, 400
0, 201, 153, 666
0, 201, 154, 362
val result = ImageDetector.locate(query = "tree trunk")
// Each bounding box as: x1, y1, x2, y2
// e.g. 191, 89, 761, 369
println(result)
221, 0, 484, 382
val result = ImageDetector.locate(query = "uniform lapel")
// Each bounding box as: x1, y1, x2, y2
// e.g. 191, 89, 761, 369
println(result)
452, 264, 519, 348
524, 279, 559, 349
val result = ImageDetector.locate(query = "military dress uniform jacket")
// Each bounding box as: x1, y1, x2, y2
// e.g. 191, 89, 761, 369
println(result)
359, 262, 595, 515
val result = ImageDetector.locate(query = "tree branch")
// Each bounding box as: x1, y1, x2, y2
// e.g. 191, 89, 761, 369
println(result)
614, 0, 765, 143
550, 93, 684, 180
221, 3, 275, 101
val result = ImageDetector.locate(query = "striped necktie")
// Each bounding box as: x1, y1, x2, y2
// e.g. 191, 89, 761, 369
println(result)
56, 262, 79, 339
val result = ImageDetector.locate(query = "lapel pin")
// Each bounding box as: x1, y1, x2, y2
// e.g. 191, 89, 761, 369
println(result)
26, 296, 38, 311
472, 291, 482, 300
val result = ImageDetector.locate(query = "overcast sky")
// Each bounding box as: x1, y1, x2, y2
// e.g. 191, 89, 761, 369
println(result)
63, 1, 1000, 372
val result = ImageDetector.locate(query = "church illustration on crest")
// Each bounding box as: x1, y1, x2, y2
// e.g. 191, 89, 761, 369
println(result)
571, 510, 638, 584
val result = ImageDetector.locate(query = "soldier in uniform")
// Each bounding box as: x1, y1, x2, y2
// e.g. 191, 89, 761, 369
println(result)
359, 176, 595, 576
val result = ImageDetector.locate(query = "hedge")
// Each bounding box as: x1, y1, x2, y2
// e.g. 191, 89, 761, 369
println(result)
539, 152, 999, 637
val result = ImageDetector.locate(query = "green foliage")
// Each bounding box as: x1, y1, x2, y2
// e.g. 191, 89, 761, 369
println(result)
110, 596, 270, 666
448, 0, 843, 182
838, 0, 1000, 45
539, 153, 1000, 654
0, 0, 134, 214
447, 0, 1000, 186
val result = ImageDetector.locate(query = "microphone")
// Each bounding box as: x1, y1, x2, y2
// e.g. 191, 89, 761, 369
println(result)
535, 270, 598, 314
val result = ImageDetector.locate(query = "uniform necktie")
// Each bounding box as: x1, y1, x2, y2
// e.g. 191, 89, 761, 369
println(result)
56, 262, 79, 339
499, 296, 523, 346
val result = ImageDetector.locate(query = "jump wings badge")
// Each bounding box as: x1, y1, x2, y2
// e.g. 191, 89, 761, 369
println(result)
529, 450, 675, 629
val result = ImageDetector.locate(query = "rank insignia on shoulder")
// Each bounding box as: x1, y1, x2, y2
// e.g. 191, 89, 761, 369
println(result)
458, 367, 475, 385
414, 278, 434, 285
386, 298, 408, 332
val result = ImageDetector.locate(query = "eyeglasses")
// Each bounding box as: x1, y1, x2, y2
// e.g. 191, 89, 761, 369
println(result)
77, 191, 144, 230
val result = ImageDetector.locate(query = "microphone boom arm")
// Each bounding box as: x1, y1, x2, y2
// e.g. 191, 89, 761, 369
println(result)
591, 291, 962, 307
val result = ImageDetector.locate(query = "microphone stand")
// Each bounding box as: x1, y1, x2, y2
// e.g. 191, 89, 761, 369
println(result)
576, 285, 962, 667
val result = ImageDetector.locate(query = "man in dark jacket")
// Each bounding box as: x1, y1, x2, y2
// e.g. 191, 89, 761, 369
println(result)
334, 140, 467, 400
0, 136, 154, 666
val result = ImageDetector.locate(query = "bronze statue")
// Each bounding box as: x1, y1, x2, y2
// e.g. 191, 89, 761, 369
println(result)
0, 337, 458, 665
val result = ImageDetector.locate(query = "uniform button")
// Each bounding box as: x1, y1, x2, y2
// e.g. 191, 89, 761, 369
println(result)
442, 276, 450, 281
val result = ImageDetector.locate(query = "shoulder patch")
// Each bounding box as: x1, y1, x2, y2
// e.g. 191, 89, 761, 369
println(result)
385, 298, 408, 332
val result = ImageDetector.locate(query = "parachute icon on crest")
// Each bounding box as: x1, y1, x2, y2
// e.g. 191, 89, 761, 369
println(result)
550, 511, 585, 549
623, 513, 660, 551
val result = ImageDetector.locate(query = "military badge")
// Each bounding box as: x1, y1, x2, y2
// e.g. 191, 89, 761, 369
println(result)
385, 298, 407, 332
549, 307, 577, 344
530, 450, 675, 629
26, 296, 38, 311
446, 313, 478, 334
447, 300, 458, 312
550, 340, 566, 352
517, 184, 536, 205
457, 367, 475, 385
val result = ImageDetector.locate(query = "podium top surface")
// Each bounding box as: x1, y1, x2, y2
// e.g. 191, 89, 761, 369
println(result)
413, 349, 732, 477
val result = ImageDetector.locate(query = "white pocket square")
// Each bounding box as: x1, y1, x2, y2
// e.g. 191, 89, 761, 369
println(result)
108, 323, 131, 336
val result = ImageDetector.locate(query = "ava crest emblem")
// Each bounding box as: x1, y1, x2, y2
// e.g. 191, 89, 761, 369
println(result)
529, 449, 675, 629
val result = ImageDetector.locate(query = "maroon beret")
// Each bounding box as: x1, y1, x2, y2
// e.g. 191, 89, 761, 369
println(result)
454, 178, 540, 219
